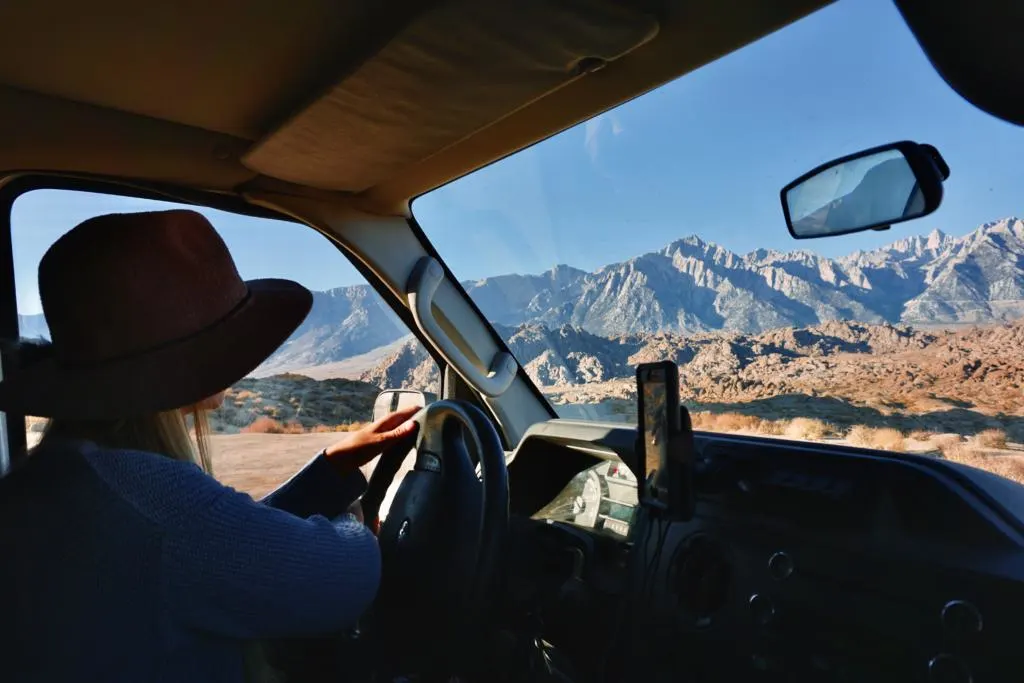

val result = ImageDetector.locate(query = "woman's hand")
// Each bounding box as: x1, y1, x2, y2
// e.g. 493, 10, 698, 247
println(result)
324, 405, 420, 474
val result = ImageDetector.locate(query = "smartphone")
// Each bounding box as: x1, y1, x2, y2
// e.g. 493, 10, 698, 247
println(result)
636, 361, 680, 509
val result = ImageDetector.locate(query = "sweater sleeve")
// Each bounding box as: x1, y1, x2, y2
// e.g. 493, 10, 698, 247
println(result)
260, 452, 368, 519
83, 446, 380, 639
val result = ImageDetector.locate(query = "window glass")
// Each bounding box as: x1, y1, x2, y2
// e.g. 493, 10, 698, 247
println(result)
413, 0, 1024, 495
11, 189, 438, 499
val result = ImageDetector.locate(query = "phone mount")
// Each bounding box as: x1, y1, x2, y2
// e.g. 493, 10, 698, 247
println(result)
637, 405, 696, 522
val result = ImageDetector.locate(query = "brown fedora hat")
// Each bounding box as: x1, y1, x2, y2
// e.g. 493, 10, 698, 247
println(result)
0, 210, 312, 419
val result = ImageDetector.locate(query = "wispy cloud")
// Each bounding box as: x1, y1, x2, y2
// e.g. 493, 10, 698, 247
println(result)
584, 113, 624, 162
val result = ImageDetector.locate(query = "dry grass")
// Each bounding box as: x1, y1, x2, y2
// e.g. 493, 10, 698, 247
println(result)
692, 412, 843, 440
972, 429, 1008, 449
311, 422, 367, 433
929, 434, 963, 451
941, 443, 1024, 485
908, 430, 936, 442
784, 417, 832, 441
691, 411, 790, 436
241, 417, 367, 435
693, 412, 760, 432
846, 425, 907, 452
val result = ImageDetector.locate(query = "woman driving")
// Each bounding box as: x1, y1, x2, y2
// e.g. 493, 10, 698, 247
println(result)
0, 210, 415, 681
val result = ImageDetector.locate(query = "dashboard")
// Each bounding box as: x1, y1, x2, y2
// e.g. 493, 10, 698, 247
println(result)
503, 420, 1024, 683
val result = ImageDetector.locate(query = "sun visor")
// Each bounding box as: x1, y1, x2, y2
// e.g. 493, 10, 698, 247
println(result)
243, 0, 659, 193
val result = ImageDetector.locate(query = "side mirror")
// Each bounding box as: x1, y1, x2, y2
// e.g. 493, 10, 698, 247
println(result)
782, 141, 950, 239
371, 389, 437, 422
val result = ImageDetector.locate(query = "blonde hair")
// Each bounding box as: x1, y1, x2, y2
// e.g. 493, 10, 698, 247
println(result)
41, 405, 213, 474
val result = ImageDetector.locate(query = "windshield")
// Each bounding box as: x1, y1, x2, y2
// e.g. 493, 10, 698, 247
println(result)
413, 0, 1024, 484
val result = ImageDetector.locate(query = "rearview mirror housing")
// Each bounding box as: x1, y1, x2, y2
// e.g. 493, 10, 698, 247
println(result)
782, 141, 949, 240
370, 389, 437, 422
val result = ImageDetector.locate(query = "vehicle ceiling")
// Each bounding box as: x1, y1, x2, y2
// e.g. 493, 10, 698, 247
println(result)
0, 0, 830, 214
1, 1, 1019, 218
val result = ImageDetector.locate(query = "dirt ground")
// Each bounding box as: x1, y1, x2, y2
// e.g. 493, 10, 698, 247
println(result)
210, 433, 416, 513
209, 433, 343, 498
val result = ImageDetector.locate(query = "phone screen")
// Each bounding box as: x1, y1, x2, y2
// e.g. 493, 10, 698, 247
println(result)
642, 370, 668, 481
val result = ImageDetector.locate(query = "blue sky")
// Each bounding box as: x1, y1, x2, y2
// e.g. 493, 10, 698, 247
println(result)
414, 0, 1024, 277
12, 0, 1024, 315
11, 191, 347, 315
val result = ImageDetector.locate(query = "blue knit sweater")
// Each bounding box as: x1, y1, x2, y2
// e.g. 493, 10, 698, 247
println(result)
0, 438, 381, 682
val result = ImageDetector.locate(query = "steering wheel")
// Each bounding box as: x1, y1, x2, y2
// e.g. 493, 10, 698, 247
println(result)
360, 399, 509, 669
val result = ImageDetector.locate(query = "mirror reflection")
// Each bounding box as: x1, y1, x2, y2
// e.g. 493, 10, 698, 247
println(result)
786, 149, 924, 238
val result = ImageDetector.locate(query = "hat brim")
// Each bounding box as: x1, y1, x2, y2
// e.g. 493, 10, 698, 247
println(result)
0, 279, 313, 420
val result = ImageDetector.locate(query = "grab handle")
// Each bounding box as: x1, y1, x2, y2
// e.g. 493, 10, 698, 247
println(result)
406, 256, 517, 398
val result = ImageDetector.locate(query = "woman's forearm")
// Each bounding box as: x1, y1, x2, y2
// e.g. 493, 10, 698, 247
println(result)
260, 452, 367, 519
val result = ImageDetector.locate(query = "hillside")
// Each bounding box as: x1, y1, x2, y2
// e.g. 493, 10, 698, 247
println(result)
359, 318, 1024, 437
197, 315, 1024, 451
254, 286, 409, 375
209, 374, 379, 434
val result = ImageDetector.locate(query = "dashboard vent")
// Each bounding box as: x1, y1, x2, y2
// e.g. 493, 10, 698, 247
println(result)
671, 534, 731, 618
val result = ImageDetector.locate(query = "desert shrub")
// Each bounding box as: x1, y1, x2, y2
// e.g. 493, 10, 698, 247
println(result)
930, 433, 963, 451
713, 413, 761, 432
689, 412, 713, 430
941, 443, 975, 464
688, 411, 712, 428
972, 429, 1008, 449
691, 412, 771, 434
784, 417, 831, 441
942, 443, 1024, 485
870, 428, 906, 452
242, 417, 284, 434
847, 425, 906, 452
688, 411, 792, 437
242, 417, 304, 435
756, 419, 786, 436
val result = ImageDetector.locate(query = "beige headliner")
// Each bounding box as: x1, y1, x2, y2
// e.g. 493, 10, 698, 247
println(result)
0, 0, 829, 215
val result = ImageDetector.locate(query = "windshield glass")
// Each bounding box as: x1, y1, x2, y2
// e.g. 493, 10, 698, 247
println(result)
413, 0, 1024, 484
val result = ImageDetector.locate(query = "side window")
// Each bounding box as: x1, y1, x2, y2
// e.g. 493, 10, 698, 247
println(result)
9, 189, 439, 498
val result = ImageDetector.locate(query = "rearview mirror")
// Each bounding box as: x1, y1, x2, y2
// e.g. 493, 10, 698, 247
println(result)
370, 389, 437, 422
782, 141, 949, 239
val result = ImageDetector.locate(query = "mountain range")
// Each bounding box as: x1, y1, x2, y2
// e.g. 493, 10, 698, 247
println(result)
461, 217, 1024, 335
18, 217, 1024, 375
302, 216, 1024, 374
